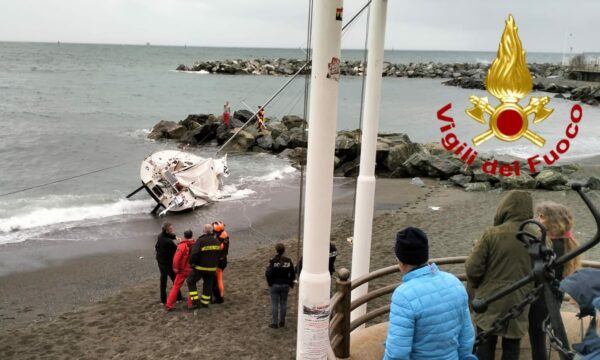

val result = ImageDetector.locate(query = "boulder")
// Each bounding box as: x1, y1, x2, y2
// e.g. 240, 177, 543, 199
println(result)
180, 124, 214, 145
587, 176, 600, 190
233, 109, 254, 123
450, 174, 472, 188
282, 115, 307, 130
278, 147, 307, 167
148, 120, 179, 140
335, 131, 360, 158
546, 163, 580, 175
288, 128, 308, 148
465, 182, 491, 192
500, 173, 536, 190
472, 169, 500, 183
265, 121, 288, 139
403, 153, 461, 178
273, 132, 291, 151
256, 132, 274, 150
222, 130, 255, 152
378, 133, 411, 145
176, 64, 188, 71
423, 142, 446, 156
535, 170, 568, 190
335, 158, 360, 177
384, 143, 428, 172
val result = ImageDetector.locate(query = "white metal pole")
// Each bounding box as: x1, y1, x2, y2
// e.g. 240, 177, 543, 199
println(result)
350, 0, 388, 325
296, 0, 343, 358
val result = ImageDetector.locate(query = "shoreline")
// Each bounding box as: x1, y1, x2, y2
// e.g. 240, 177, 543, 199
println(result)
1, 179, 600, 359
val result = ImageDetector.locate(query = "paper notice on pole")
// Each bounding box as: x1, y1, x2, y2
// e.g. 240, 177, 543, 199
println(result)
301, 303, 330, 359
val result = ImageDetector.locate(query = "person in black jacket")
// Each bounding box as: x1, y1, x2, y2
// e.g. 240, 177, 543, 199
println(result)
265, 243, 295, 329
297, 242, 337, 276
187, 224, 222, 309
155, 222, 182, 304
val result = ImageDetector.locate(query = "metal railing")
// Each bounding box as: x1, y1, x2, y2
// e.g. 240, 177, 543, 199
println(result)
327, 258, 600, 359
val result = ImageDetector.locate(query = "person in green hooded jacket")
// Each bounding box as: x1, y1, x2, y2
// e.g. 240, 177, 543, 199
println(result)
466, 190, 535, 360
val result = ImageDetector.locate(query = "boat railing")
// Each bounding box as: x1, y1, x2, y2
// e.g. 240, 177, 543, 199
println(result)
327, 258, 600, 359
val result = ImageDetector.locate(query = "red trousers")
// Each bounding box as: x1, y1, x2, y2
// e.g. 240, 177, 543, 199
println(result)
165, 272, 189, 309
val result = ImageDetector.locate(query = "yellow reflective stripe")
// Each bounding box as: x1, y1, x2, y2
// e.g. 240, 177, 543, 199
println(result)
201, 295, 211, 300
194, 266, 217, 271
201, 245, 222, 251
200, 299, 210, 305
188, 291, 198, 295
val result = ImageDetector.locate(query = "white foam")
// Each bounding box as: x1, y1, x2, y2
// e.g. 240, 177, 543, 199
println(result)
0, 199, 154, 236
170, 69, 210, 75
218, 185, 256, 201
242, 166, 297, 182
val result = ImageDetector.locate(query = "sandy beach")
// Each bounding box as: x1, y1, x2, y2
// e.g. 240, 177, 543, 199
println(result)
1, 176, 600, 359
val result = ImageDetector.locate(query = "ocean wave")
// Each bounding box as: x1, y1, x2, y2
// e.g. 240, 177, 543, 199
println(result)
218, 185, 256, 201
240, 166, 297, 182
0, 199, 154, 236
169, 69, 210, 75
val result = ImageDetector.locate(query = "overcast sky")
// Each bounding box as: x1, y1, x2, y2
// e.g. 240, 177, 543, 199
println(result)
1, 0, 598, 53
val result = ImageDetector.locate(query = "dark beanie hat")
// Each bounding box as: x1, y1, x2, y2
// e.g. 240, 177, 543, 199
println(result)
395, 227, 429, 266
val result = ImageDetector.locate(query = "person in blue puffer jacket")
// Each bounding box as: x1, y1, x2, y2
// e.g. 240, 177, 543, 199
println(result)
383, 227, 475, 360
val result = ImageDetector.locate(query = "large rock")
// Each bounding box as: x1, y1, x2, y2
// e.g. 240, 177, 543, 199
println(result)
500, 173, 536, 190
282, 115, 307, 130
233, 109, 254, 123
472, 169, 500, 183
587, 176, 600, 190
288, 127, 307, 148
535, 170, 568, 190
277, 147, 307, 167
403, 153, 461, 178
450, 174, 472, 188
335, 131, 360, 158
222, 130, 255, 152
273, 132, 291, 151
465, 182, 491, 192
378, 133, 411, 145
148, 120, 179, 140
256, 132, 274, 150
180, 124, 214, 145
384, 143, 428, 172
335, 158, 360, 177
265, 121, 288, 139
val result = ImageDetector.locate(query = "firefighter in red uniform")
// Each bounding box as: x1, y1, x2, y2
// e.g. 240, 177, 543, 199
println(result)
165, 229, 195, 310
212, 221, 229, 304
187, 224, 222, 308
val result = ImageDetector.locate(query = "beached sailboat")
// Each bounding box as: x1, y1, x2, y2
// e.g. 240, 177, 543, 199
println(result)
127, 150, 229, 215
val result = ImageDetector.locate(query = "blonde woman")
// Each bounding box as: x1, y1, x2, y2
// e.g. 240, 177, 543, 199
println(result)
529, 201, 582, 360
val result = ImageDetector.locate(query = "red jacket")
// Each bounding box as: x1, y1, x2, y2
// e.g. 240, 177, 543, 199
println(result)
173, 239, 195, 275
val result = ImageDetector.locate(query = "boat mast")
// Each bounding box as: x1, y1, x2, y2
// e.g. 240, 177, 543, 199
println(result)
296, 0, 343, 358
350, 0, 388, 325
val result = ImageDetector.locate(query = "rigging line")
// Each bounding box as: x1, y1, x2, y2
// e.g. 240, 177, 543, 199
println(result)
297, 0, 313, 267
0, 161, 131, 198
351, 3, 371, 220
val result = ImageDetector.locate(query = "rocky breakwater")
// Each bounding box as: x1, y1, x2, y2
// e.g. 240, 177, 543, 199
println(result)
176, 59, 562, 79
148, 112, 597, 192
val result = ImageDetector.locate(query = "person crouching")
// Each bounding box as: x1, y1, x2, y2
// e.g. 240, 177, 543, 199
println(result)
383, 227, 475, 360
164, 230, 195, 310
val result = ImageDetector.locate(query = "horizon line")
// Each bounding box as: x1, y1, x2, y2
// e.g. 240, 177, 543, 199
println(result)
0, 39, 576, 54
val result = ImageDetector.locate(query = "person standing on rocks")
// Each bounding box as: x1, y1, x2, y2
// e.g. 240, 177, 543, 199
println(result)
223, 101, 231, 129
257, 105, 266, 131
155, 222, 183, 305
466, 190, 535, 360
265, 243, 295, 329
383, 227, 474, 360
165, 229, 195, 310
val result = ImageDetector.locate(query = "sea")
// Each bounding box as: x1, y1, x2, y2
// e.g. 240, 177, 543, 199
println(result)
1, 42, 599, 246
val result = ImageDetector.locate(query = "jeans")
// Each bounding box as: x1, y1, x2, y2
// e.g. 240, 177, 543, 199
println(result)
158, 262, 182, 304
476, 327, 520, 360
270, 284, 290, 325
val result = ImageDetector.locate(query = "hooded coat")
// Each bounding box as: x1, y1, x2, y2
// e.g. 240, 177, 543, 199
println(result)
465, 190, 534, 339
560, 269, 600, 360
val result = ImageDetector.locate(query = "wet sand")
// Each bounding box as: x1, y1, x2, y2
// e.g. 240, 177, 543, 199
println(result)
1, 177, 600, 359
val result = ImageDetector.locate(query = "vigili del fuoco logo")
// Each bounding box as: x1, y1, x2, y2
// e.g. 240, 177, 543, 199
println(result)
436, 15, 583, 177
